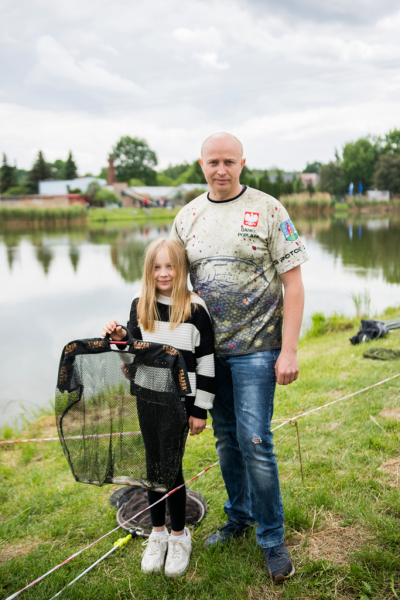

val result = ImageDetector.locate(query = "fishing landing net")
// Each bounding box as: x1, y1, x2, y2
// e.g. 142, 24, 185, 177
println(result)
55, 334, 192, 493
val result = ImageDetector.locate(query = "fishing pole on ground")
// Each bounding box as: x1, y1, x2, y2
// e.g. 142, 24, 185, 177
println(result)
5, 460, 220, 600
5, 373, 399, 599
48, 531, 135, 600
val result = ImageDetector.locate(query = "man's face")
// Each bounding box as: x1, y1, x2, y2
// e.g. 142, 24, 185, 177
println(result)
199, 137, 246, 197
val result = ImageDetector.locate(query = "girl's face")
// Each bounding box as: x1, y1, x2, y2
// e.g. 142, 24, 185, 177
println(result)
153, 248, 175, 297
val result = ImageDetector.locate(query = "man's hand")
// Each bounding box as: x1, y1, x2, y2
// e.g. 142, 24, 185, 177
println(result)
188, 417, 206, 436
102, 320, 127, 341
275, 349, 299, 385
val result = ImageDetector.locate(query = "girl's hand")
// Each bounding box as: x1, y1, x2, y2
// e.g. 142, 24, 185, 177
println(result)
188, 417, 206, 436
102, 320, 127, 341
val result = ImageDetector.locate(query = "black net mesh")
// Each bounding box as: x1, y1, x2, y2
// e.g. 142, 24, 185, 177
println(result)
55, 338, 192, 493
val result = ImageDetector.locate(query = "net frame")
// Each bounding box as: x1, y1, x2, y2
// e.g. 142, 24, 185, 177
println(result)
55, 334, 192, 493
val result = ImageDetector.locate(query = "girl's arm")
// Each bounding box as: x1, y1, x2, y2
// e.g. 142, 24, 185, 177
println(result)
126, 298, 143, 341
192, 305, 216, 419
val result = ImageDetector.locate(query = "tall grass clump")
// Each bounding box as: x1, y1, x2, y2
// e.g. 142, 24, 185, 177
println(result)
350, 289, 371, 318
306, 311, 356, 338
0, 205, 87, 223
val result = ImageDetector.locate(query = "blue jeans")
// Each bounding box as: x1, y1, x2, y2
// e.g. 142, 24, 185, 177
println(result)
210, 350, 284, 548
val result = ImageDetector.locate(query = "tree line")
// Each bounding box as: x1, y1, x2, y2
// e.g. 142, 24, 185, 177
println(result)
1, 128, 400, 197
0, 151, 78, 195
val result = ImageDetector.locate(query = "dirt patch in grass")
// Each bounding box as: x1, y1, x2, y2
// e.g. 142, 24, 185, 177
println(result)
287, 516, 371, 566
379, 457, 400, 487
379, 407, 400, 421
25, 415, 57, 440
0, 539, 40, 563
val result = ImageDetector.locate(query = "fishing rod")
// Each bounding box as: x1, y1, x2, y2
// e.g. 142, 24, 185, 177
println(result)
48, 532, 135, 600
5, 373, 399, 599
5, 461, 221, 600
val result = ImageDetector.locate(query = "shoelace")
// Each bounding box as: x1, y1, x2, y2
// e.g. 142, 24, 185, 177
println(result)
168, 538, 187, 559
142, 536, 167, 556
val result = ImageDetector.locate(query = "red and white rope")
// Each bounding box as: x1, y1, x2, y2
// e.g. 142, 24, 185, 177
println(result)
271, 372, 400, 432
4, 372, 399, 598
5, 460, 220, 600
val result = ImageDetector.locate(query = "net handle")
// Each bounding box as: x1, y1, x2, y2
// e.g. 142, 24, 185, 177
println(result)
106, 324, 136, 347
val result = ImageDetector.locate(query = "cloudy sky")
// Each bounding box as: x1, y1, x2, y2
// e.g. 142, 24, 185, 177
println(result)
1, 0, 400, 174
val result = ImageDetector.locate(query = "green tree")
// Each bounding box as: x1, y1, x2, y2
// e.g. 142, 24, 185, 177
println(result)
156, 173, 175, 186
239, 165, 253, 186
293, 177, 304, 193
26, 151, 52, 193
86, 180, 101, 199
129, 178, 146, 187
259, 176, 281, 198
303, 161, 323, 174
306, 182, 315, 196
162, 162, 190, 180
176, 160, 207, 185
112, 136, 158, 185
99, 167, 108, 180
0, 154, 17, 193
373, 154, 400, 195
379, 129, 400, 155
64, 151, 78, 180
342, 138, 379, 192
281, 179, 294, 195
93, 188, 120, 204
249, 175, 259, 190
50, 159, 66, 179
318, 162, 346, 197
183, 188, 207, 204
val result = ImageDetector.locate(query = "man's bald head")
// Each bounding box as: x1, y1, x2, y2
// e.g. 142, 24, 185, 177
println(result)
201, 132, 243, 159
199, 132, 246, 201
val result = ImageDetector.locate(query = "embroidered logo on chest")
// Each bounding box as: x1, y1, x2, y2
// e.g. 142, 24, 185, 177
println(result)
243, 212, 259, 227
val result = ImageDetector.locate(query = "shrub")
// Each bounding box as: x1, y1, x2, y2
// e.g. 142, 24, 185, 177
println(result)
183, 188, 206, 204
306, 312, 356, 338
93, 189, 120, 204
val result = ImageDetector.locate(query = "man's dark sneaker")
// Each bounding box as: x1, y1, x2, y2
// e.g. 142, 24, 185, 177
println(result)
203, 519, 248, 547
263, 542, 295, 583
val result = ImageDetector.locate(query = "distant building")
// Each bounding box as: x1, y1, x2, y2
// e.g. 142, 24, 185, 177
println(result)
269, 173, 296, 184
39, 177, 106, 195
107, 155, 116, 185
122, 183, 208, 207
366, 190, 390, 201
299, 173, 319, 187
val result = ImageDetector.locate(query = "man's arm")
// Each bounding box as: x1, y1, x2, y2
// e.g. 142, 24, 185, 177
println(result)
275, 265, 304, 385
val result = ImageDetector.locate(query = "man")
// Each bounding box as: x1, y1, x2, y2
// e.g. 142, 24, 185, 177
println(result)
170, 132, 308, 583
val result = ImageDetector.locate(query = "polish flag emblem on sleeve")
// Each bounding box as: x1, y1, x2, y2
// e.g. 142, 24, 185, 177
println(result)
244, 212, 259, 227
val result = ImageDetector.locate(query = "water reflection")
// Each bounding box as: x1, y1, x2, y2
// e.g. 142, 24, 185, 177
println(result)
1, 215, 400, 425
2, 216, 400, 283
297, 216, 400, 284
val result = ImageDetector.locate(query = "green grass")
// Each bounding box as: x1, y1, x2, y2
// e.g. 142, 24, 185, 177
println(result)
1, 308, 400, 599
88, 207, 180, 222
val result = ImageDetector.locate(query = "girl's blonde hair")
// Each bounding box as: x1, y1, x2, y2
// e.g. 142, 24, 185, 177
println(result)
137, 238, 193, 331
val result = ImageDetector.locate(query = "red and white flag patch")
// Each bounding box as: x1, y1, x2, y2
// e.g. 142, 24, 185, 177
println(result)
244, 212, 259, 227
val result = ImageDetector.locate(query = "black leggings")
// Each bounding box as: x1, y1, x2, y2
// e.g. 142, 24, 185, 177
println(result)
148, 467, 186, 531
137, 396, 189, 532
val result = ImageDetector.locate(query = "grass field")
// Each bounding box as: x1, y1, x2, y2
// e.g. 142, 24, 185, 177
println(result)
1, 308, 400, 599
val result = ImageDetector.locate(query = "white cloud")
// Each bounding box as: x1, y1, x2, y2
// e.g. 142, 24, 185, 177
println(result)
193, 52, 230, 70
27, 35, 145, 95
1, 0, 400, 173
173, 27, 224, 49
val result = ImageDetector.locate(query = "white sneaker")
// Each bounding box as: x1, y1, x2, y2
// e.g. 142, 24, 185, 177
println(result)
165, 528, 192, 578
141, 531, 168, 573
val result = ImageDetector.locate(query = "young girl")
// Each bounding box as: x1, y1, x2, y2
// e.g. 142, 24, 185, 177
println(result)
103, 238, 215, 577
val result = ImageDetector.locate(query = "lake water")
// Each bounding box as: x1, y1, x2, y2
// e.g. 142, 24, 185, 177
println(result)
1, 214, 399, 426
